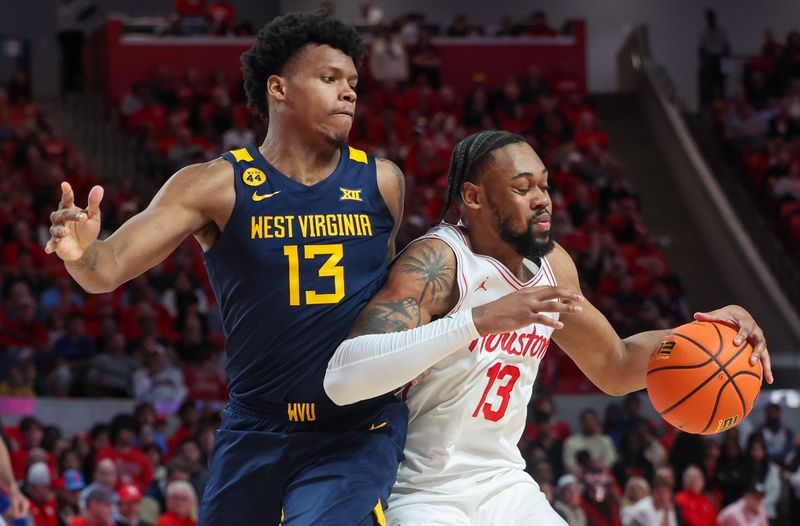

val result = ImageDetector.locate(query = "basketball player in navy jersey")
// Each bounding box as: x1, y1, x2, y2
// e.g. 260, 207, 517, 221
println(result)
323, 131, 772, 524
46, 12, 406, 526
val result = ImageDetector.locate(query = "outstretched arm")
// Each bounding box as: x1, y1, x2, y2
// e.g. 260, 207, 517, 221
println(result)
46, 159, 233, 293
325, 237, 584, 405
550, 243, 772, 395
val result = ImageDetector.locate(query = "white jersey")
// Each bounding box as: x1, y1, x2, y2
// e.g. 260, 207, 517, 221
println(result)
392, 223, 559, 495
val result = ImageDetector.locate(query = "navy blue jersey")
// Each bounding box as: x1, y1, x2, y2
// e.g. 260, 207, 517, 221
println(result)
203, 144, 394, 417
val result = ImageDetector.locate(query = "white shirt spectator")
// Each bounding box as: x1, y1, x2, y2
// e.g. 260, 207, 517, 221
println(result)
369, 31, 409, 86
222, 127, 255, 152
622, 496, 678, 526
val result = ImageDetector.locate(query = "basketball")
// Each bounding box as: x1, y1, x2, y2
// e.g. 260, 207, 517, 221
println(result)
646, 321, 762, 435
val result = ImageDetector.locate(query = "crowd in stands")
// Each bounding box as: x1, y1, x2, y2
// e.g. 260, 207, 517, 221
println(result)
163, 1, 572, 41
517, 395, 800, 525
1, 401, 215, 525
2, 8, 690, 399
5, 8, 793, 526
716, 29, 800, 261
167, 0, 252, 37
343, 2, 572, 39
2, 394, 799, 525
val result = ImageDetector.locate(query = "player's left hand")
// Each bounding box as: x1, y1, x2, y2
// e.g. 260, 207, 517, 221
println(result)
694, 305, 772, 384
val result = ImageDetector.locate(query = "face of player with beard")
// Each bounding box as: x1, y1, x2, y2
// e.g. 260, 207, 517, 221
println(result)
482, 142, 555, 261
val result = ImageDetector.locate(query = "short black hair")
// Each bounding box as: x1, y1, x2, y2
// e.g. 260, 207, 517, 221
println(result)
109, 414, 139, 445
439, 130, 526, 221
242, 11, 364, 120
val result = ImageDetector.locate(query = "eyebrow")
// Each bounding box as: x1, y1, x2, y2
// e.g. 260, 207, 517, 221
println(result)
323, 65, 359, 81
511, 168, 548, 180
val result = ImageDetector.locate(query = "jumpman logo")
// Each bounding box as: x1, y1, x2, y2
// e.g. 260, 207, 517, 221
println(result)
476, 278, 489, 292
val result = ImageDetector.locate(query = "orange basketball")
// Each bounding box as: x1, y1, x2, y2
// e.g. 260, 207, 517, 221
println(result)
646, 321, 762, 435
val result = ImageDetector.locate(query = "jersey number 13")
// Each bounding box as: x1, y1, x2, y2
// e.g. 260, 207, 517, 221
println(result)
283, 244, 345, 306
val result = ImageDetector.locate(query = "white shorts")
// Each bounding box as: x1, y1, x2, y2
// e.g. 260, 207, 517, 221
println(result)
386, 469, 567, 526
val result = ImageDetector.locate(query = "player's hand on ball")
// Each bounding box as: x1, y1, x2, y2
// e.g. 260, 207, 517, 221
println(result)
694, 305, 772, 384
45, 182, 104, 262
471, 285, 584, 334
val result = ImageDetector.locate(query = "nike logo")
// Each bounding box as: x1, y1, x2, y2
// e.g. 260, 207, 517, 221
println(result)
369, 422, 387, 431
252, 190, 281, 201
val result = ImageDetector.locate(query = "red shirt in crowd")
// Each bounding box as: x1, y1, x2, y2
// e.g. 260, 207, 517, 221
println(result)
174, 0, 205, 17
167, 426, 193, 457
95, 446, 153, 493
69, 518, 114, 526
29, 497, 58, 526
207, 1, 235, 26
11, 449, 55, 481
675, 489, 719, 526
155, 511, 196, 526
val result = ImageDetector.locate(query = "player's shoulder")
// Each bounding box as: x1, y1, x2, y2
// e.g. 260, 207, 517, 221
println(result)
375, 157, 404, 190
391, 235, 457, 277
166, 157, 234, 198
547, 242, 579, 284
374, 157, 405, 222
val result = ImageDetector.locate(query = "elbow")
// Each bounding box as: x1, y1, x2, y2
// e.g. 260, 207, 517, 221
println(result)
596, 375, 635, 397
80, 282, 116, 295
323, 370, 356, 407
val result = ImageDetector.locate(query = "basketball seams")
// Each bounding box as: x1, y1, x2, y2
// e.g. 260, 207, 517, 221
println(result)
701, 377, 736, 434
657, 340, 751, 417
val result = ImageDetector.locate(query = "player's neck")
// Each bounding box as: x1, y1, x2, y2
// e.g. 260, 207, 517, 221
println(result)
259, 128, 342, 186
465, 225, 529, 281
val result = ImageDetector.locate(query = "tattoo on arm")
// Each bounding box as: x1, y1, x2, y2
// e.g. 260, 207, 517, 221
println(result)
350, 297, 420, 336
351, 241, 455, 336
396, 243, 454, 308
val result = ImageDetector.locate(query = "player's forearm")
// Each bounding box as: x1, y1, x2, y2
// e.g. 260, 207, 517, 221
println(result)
615, 330, 671, 394
65, 240, 122, 293
0, 439, 18, 494
324, 310, 479, 406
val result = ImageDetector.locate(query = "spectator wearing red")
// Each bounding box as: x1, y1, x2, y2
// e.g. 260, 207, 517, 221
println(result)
167, 402, 197, 457
675, 465, 719, 526
206, 0, 235, 35
573, 112, 609, 151
173, 0, 205, 17
70, 486, 115, 526
96, 415, 153, 494
155, 481, 196, 526
3, 219, 47, 269
527, 10, 557, 37
11, 417, 50, 481
24, 462, 58, 526
525, 394, 571, 442
117, 484, 152, 526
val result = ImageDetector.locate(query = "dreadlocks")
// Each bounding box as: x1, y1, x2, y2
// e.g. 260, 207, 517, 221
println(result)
439, 130, 527, 221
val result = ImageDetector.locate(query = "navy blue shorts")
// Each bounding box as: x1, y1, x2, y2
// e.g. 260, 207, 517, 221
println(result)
198, 396, 408, 526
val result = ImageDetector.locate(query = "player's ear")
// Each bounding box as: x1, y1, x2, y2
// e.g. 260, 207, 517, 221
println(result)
266, 74, 287, 102
461, 182, 482, 210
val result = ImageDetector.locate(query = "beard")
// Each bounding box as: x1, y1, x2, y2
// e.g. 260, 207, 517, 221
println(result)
491, 200, 555, 261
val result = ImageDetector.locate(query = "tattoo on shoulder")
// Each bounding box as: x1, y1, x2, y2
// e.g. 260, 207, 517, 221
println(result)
397, 242, 454, 307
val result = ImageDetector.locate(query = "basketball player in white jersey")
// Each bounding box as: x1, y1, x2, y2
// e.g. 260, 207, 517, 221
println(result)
324, 131, 771, 525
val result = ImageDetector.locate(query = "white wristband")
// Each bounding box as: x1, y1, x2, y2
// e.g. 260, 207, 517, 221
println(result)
324, 309, 480, 406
